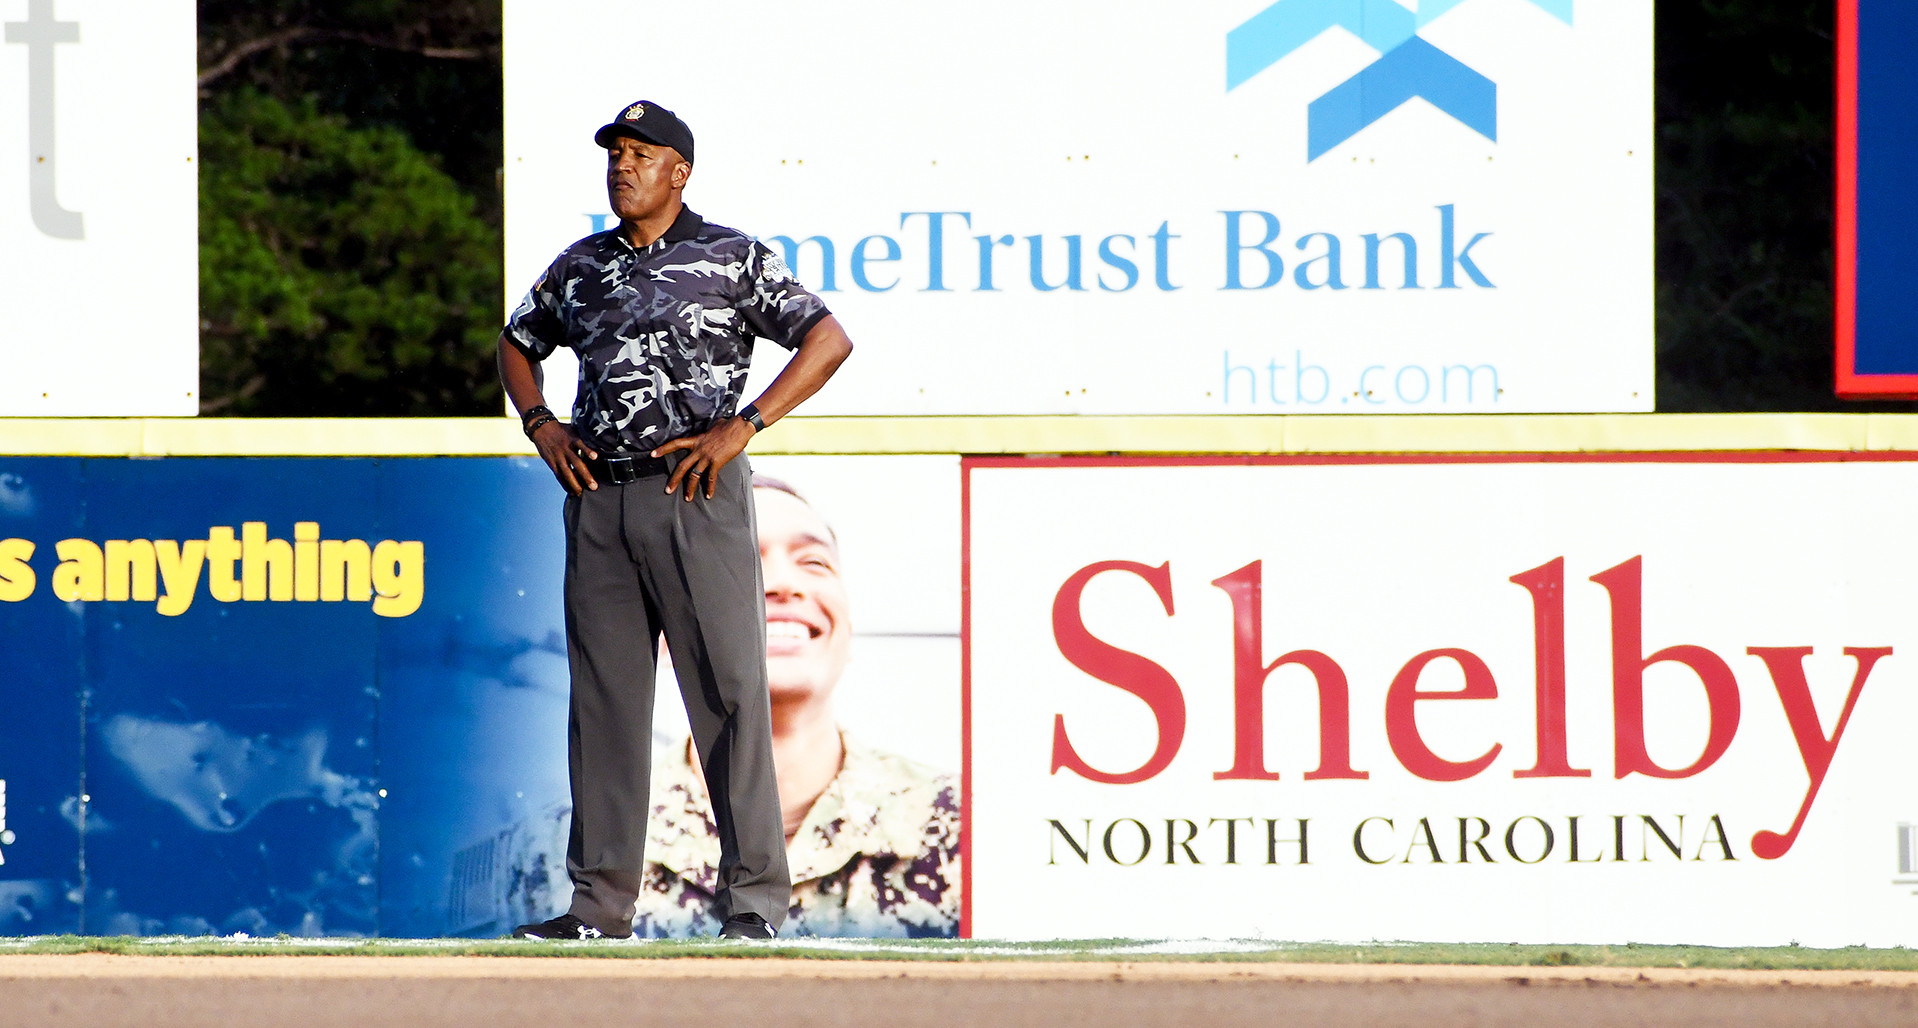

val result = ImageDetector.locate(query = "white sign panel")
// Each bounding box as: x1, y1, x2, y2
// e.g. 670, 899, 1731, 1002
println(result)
966, 456, 1918, 944
0, 0, 197, 415
505, 0, 1651, 416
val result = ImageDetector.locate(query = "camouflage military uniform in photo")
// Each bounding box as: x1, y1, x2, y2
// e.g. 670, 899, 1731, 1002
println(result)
504, 206, 829, 452
633, 733, 961, 938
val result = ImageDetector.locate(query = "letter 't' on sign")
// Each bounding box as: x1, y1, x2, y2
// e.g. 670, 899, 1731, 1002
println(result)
5, 0, 85, 239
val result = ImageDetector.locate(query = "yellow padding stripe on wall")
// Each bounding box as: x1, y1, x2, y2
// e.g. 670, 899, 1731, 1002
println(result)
0, 414, 1915, 457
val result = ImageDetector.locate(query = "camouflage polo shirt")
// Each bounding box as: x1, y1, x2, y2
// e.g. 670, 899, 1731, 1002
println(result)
503, 206, 831, 454
632, 733, 961, 939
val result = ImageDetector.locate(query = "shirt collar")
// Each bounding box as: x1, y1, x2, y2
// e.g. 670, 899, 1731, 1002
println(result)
607, 206, 705, 254
662, 205, 704, 242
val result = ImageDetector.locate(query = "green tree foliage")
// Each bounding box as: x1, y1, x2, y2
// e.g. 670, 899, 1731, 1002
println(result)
199, 91, 502, 415
197, 0, 502, 415
198, 0, 501, 205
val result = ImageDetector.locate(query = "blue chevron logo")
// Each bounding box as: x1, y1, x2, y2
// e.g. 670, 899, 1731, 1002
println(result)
1226, 0, 1574, 161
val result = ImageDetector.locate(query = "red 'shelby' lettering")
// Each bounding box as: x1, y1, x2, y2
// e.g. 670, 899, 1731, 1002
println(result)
1384, 648, 1504, 781
1209, 561, 1367, 782
1591, 556, 1741, 780
1746, 646, 1892, 859
1050, 560, 1186, 784
1042, 554, 1888, 852
1510, 557, 1591, 778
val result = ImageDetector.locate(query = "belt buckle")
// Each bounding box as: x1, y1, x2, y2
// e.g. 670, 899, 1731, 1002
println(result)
604, 454, 639, 484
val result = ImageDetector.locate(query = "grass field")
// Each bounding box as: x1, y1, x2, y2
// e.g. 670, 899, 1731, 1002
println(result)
4, 935, 1916, 970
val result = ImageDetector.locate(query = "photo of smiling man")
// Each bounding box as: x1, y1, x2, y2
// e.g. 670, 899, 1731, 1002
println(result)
630, 475, 960, 938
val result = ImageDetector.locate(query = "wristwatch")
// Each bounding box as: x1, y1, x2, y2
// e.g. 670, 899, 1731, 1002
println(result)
520, 404, 557, 440
738, 403, 766, 432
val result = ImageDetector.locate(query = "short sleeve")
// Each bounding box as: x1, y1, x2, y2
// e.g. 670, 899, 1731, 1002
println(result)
502, 258, 568, 360
738, 240, 831, 351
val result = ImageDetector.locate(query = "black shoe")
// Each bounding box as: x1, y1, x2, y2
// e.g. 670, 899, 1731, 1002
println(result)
717, 913, 776, 940
510, 913, 630, 940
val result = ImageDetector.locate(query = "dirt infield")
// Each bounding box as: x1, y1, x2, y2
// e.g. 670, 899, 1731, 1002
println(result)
4, 956, 1918, 1028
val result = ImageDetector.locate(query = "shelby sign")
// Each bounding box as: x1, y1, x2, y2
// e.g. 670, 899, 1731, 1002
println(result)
964, 455, 1918, 944
504, 0, 1652, 416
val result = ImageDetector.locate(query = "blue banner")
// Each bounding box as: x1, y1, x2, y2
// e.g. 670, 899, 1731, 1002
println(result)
1838, 0, 1918, 396
0, 457, 571, 937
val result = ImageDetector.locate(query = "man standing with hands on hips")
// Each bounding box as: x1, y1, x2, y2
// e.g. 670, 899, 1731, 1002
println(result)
497, 99, 852, 941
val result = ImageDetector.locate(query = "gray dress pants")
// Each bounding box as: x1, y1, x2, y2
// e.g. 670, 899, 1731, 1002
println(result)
559, 454, 790, 933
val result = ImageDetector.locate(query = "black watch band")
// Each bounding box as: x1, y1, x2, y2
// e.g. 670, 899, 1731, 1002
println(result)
520, 404, 557, 440
739, 403, 766, 432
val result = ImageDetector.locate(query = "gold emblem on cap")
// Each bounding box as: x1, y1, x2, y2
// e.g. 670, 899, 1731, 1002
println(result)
624, 103, 645, 120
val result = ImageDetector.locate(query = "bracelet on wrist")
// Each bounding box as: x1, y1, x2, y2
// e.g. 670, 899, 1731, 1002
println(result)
523, 413, 558, 439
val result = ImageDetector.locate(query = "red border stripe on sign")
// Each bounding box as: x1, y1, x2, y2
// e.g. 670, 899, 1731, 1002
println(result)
958, 457, 974, 939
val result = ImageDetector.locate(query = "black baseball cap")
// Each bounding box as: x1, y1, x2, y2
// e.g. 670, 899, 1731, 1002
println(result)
593, 100, 695, 164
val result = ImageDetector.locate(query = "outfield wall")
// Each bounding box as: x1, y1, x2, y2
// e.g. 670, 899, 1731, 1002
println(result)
1, 415, 1915, 944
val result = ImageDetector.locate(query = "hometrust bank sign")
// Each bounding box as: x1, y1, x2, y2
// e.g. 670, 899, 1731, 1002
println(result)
966, 457, 1918, 945
502, 0, 1652, 417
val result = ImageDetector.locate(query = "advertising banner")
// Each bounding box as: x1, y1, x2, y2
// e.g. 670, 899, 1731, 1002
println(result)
505, 0, 1653, 417
1835, 0, 1918, 399
0, 0, 197, 415
965, 454, 1918, 945
0, 453, 959, 937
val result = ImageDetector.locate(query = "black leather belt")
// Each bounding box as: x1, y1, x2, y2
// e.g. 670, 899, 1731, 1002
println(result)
584, 452, 671, 484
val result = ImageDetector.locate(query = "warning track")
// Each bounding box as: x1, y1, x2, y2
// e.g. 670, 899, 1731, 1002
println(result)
4, 955, 1917, 1028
